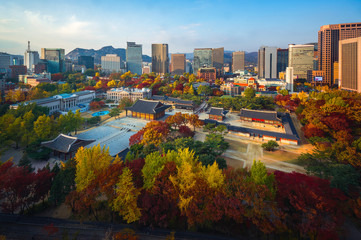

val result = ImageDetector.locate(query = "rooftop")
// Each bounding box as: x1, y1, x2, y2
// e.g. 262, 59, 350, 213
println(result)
125, 99, 171, 114
239, 109, 281, 122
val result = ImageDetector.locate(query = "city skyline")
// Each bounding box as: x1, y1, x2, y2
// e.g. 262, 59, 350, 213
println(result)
0, 0, 361, 56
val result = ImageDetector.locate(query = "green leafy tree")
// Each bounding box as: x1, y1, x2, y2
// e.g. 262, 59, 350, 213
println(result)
7, 117, 23, 148
109, 107, 121, 117
18, 152, 34, 172
249, 160, 276, 196
197, 85, 212, 96
261, 140, 279, 151
34, 115, 56, 140
244, 87, 256, 99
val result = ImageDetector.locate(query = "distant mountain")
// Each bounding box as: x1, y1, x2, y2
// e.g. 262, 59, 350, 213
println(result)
66, 46, 151, 64
182, 51, 258, 66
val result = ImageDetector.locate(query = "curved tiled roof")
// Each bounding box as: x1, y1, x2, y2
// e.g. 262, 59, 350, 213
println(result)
239, 109, 281, 122
41, 134, 95, 153
125, 99, 171, 114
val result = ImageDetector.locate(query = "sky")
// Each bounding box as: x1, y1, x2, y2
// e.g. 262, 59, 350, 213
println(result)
0, 0, 361, 56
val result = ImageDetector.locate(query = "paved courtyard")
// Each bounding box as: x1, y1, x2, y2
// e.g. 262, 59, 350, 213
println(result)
76, 117, 148, 156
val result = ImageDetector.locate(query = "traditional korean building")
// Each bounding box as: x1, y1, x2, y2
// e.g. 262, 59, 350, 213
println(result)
125, 99, 170, 120
41, 134, 95, 160
150, 95, 195, 110
239, 109, 283, 128
208, 107, 227, 121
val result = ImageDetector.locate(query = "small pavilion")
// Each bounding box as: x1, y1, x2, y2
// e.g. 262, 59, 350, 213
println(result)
41, 134, 95, 160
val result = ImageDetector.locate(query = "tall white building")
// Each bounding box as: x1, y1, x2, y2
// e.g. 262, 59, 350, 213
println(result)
288, 44, 314, 80
258, 46, 277, 79
24, 41, 39, 73
286, 67, 294, 93
101, 54, 121, 73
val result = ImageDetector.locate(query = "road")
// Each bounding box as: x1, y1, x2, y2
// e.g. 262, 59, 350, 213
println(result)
0, 213, 244, 240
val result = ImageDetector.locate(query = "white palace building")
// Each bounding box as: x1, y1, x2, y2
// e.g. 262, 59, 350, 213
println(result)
11, 90, 96, 115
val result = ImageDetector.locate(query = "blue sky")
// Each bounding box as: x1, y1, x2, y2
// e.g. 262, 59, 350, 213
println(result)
0, 0, 360, 55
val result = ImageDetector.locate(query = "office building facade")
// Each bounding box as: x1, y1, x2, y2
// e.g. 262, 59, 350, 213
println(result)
277, 48, 288, 77
339, 37, 361, 93
152, 44, 169, 75
101, 54, 121, 73
126, 42, 142, 75
288, 44, 314, 79
41, 48, 65, 73
258, 46, 277, 79
78, 56, 94, 69
212, 47, 224, 76
232, 51, 245, 72
314, 22, 361, 85
171, 54, 186, 75
24, 41, 39, 73
193, 48, 213, 74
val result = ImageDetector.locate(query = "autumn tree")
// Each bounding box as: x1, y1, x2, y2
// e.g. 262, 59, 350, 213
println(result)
186, 114, 203, 131
165, 112, 188, 129
111, 167, 141, 223
74, 145, 118, 191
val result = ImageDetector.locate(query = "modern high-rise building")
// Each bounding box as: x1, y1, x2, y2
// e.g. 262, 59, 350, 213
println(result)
101, 54, 121, 73
258, 46, 277, 79
193, 48, 212, 75
41, 48, 65, 73
288, 44, 314, 80
232, 51, 245, 72
277, 48, 288, 77
212, 47, 224, 76
171, 54, 186, 75
78, 56, 94, 69
152, 44, 169, 75
339, 36, 361, 93
314, 22, 361, 85
286, 67, 294, 93
24, 41, 39, 73
126, 42, 142, 75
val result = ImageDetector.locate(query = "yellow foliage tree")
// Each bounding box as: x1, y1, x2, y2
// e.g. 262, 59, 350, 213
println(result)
201, 161, 225, 190
107, 80, 117, 88
75, 145, 118, 191
111, 167, 141, 223
141, 128, 163, 147
95, 80, 103, 89
169, 161, 197, 212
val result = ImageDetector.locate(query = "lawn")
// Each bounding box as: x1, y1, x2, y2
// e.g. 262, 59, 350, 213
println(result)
226, 139, 248, 153
263, 149, 300, 162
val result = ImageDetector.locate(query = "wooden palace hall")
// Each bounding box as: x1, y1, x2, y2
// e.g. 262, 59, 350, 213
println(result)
125, 99, 171, 120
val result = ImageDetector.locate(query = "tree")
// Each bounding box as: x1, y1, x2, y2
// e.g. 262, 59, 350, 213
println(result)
250, 160, 276, 196
197, 85, 212, 96
49, 160, 76, 206
275, 171, 347, 238
186, 114, 203, 131
34, 115, 55, 140
109, 107, 121, 117
118, 98, 133, 110
18, 152, 34, 172
261, 140, 279, 151
107, 80, 117, 88
74, 145, 117, 191
165, 112, 188, 129
7, 117, 23, 148
244, 87, 256, 99
111, 167, 141, 223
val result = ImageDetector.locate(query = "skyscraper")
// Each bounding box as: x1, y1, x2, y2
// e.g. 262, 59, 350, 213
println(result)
78, 56, 94, 69
101, 54, 121, 73
258, 46, 277, 79
314, 22, 361, 85
24, 41, 39, 73
277, 48, 288, 77
126, 42, 142, 75
193, 48, 212, 74
152, 44, 169, 75
212, 47, 224, 76
288, 44, 314, 80
339, 36, 361, 93
171, 54, 186, 75
41, 48, 65, 73
232, 51, 245, 72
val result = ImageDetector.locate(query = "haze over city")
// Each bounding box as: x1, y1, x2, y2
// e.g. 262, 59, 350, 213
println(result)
1, 0, 361, 55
